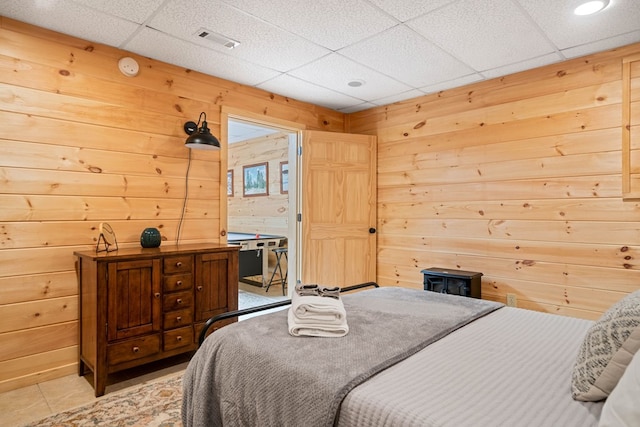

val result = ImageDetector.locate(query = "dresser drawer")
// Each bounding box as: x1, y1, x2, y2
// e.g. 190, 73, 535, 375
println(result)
163, 308, 193, 329
163, 273, 192, 292
164, 255, 192, 274
163, 290, 193, 312
108, 334, 161, 366
164, 326, 193, 351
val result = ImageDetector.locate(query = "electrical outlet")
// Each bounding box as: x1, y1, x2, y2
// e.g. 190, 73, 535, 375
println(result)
506, 293, 517, 307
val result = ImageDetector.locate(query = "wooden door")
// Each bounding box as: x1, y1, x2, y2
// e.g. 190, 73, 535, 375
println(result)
300, 130, 377, 287
107, 259, 161, 341
194, 251, 239, 321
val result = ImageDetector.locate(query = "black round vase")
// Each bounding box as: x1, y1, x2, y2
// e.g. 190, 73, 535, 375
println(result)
140, 227, 161, 248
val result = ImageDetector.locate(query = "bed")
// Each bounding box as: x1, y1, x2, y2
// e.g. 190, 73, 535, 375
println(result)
182, 284, 640, 427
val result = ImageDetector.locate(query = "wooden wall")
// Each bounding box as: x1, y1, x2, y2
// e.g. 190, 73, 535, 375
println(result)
2, 14, 639, 394
348, 42, 640, 321
228, 132, 290, 237
0, 17, 343, 393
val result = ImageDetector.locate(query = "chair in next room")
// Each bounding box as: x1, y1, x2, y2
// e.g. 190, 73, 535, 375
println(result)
266, 247, 288, 295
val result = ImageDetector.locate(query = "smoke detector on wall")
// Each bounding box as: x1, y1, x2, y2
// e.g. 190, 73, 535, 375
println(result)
118, 57, 139, 77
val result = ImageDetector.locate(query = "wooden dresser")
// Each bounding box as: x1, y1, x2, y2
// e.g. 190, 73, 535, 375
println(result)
74, 243, 239, 396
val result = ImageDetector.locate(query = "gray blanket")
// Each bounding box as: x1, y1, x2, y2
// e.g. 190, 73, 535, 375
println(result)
182, 287, 503, 427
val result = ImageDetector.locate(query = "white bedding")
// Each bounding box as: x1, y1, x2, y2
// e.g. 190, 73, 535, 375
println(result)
338, 307, 604, 427
183, 287, 502, 427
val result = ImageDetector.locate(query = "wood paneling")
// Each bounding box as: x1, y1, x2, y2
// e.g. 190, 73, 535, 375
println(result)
228, 133, 290, 237
3, 13, 640, 394
0, 17, 342, 392
0, 271, 76, 304
350, 42, 640, 321
0, 296, 77, 333
0, 346, 77, 394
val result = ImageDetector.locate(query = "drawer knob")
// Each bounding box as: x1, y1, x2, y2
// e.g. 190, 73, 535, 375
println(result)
176, 336, 183, 342
154, 293, 161, 299
132, 346, 140, 353
176, 316, 182, 322
197, 286, 203, 292
176, 280, 183, 286
176, 298, 183, 304
176, 261, 182, 268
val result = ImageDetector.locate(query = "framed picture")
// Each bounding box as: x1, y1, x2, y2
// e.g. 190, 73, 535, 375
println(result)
280, 161, 289, 194
243, 162, 269, 197
227, 170, 234, 197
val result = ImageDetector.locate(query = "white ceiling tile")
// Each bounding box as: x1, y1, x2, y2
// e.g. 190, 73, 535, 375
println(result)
481, 52, 563, 79
1, 0, 638, 113
125, 28, 280, 86
257, 75, 365, 111
338, 102, 378, 113
407, 0, 557, 71
369, 89, 428, 106
221, 0, 398, 50
340, 25, 474, 88
71, 0, 165, 23
367, 0, 454, 22
289, 54, 413, 100
517, 0, 640, 50
147, 0, 330, 72
0, 0, 140, 46
419, 74, 484, 95
228, 120, 279, 143
561, 30, 640, 59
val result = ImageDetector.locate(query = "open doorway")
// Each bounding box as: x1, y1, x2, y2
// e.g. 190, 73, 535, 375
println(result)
226, 117, 298, 308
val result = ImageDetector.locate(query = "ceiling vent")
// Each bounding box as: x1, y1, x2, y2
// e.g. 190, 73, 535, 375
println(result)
195, 28, 240, 49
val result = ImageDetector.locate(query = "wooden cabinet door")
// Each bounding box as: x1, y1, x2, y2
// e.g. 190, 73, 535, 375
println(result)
300, 130, 377, 287
107, 259, 161, 341
194, 251, 239, 321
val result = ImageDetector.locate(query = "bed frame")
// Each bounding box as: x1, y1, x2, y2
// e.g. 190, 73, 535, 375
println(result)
198, 281, 379, 346
185, 284, 604, 427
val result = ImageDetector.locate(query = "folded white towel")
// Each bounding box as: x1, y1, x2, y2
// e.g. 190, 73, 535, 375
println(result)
287, 308, 349, 337
287, 290, 349, 337
291, 292, 346, 325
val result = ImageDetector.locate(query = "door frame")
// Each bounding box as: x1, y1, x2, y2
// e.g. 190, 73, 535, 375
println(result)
221, 107, 304, 296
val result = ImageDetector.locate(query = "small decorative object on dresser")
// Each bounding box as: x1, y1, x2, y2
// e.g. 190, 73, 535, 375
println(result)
96, 222, 118, 253
140, 227, 162, 248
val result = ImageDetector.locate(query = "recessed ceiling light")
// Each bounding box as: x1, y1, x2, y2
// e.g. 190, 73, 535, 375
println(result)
574, 0, 610, 15
348, 79, 365, 87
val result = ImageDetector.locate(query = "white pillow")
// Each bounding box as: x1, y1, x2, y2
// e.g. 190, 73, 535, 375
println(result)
599, 349, 640, 426
571, 290, 640, 401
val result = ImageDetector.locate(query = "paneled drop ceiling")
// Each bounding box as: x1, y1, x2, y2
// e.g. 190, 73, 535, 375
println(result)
1, 0, 640, 113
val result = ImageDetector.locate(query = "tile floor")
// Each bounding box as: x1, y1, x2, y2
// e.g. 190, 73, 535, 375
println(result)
1, 283, 287, 426
0, 354, 191, 427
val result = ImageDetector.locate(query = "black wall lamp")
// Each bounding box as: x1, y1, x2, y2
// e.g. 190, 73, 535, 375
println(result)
184, 112, 220, 150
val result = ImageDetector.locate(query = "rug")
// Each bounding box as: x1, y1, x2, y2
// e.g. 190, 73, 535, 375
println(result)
238, 288, 287, 309
22, 373, 183, 427
22, 292, 283, 426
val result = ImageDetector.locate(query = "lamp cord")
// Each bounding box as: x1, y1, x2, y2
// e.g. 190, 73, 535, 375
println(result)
176, 148, 192, 245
